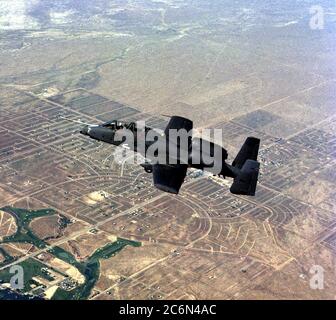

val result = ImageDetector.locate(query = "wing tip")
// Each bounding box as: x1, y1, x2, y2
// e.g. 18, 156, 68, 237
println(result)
155, 184, 180, 194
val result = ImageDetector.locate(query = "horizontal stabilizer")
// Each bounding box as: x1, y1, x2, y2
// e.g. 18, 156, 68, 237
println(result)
230, 160, 260, 196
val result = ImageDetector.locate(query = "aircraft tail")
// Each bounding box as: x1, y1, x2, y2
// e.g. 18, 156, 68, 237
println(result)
232, 137, 260, 169
230, 137, 260, 196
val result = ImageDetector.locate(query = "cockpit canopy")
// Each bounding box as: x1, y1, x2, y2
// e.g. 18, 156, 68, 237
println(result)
102, 120, 137, 132
102, 120, 123, 130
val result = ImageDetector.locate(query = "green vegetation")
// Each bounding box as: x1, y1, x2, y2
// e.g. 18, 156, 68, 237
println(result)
59, 215, 72, 230
47, 246, 84, 275
0, 258, 54, 292
0, 207, 55, 249
0, 288, 41, 300
0, 207, 142, 300
1, 207, 55, 226
90, 238, 141, 263
0, 247, 15, 267
52, 238, 141, 300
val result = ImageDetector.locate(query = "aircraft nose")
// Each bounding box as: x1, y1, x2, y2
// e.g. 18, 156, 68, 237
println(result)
80, 125, 89, 135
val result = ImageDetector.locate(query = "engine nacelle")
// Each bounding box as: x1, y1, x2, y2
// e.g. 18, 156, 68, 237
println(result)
189, 138, 228, 170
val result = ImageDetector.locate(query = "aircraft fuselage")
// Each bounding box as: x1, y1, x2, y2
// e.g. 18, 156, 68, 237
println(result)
80, 121, 237, 178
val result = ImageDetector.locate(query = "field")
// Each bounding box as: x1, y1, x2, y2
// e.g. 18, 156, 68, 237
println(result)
0, 0, 335, 300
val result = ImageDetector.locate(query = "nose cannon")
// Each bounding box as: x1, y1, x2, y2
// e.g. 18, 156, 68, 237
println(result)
80, 125, 89, 135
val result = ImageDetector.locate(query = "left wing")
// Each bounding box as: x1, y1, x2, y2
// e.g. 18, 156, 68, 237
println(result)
152, 164, 188, 194
151, 116, 192, 194
164, 116, 193, 136
164, 116, 193, 157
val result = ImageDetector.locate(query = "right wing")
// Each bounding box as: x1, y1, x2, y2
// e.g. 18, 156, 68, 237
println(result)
152, 164, 188, 194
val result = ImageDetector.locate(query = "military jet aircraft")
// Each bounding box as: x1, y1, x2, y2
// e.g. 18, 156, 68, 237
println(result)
80, 116, 260, 195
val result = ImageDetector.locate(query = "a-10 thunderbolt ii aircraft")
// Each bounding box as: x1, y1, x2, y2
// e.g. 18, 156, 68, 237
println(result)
80, 116, 260, 196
